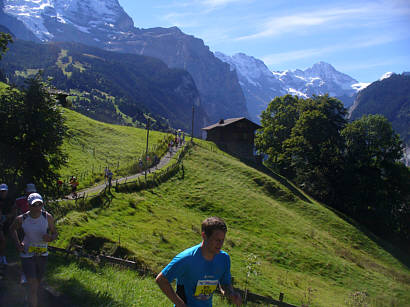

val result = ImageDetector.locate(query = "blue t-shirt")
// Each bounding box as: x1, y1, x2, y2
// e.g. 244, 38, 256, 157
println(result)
162, 243, 232, 307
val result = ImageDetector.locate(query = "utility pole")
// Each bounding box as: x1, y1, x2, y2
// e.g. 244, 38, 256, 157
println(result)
145, 117, 150, 180
191, 104, 194, 143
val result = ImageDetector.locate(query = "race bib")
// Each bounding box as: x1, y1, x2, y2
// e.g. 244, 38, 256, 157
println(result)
28, 243, 47, 255
194, 280, 218, 300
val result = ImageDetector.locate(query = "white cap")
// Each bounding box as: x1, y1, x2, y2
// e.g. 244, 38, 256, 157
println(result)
27, 193, 43, 206
25, 183, 37, 193
0, 184, 8, 191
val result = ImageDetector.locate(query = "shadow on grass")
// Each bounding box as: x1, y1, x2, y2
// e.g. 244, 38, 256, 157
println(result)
323, 205, 410, 271
238, 156, 313, 204
46, 256, 121, 307
236, 156, 410, 270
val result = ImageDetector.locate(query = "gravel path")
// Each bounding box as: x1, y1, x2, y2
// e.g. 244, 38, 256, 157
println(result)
67, 144, 182, 199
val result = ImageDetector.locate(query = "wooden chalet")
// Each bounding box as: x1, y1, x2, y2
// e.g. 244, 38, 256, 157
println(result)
202, 117, 261, 159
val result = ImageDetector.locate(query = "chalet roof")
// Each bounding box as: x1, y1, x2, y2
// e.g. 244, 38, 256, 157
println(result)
202, 117, 261, 131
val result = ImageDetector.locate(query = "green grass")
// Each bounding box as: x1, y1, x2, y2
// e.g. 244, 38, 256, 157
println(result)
46, 255, 238, 307
14, 68, 40, 78
59, 108, 169, 189
51, 142, 410, 306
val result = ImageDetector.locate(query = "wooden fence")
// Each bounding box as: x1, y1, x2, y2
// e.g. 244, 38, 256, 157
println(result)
48, 142, 192, 220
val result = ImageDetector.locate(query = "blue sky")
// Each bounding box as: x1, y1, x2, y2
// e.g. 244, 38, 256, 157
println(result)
118, 0, 410, 83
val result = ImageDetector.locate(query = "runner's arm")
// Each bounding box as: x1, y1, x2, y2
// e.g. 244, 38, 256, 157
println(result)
155, 272, 188, 307
43, 213, 57, 242
9, 216, 24, 252
220, 284, 242, 306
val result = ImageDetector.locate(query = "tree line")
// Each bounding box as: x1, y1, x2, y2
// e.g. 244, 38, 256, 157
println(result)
256, 94, 410, 244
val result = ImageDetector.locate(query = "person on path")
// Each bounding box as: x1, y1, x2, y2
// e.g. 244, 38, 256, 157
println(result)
0, 183, 13, 275
139, 158, 143, 173
69, 176, 79, 198
104, 167, 109, 184
106, 169, 113, 189
156, 216, 242, 307
14, 183, 37, 217
13, 183, 37, 284
169, 140, 174, 156
10, 192, 57, 307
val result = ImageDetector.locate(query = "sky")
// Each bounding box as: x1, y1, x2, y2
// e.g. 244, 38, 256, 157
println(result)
118, 0, 410, 83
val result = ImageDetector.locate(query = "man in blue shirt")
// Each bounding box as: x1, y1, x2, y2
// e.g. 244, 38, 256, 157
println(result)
156, 216, 242, 306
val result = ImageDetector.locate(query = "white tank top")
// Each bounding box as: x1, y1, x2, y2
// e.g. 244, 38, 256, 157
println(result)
21, 211, 49, 258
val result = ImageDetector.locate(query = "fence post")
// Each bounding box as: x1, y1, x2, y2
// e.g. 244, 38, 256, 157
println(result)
279, 292, 284, 306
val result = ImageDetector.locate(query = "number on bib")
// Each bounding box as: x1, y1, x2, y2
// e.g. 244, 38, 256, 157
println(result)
194, 280, 218, 299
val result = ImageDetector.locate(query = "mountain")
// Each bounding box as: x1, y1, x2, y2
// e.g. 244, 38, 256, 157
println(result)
349, 72, 410, 163
0, 0, 249, 124
215, 52, 367, 123
214, 52, 286, 124
0, 39, 208, 134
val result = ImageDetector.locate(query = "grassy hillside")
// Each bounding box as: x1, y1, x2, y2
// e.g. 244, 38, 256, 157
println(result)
59, 108, 168, 189
50, 140, 410, 306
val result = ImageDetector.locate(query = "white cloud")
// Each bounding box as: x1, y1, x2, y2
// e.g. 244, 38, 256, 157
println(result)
162, 12, 200, 28
261, 34, 404, 65
236, 7, 368, 41
201, 0, 252, 10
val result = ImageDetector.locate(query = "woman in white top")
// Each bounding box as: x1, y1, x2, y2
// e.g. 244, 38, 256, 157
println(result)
10, 192, 57, 307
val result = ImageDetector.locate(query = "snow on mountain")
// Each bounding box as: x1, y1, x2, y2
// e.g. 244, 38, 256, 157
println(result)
215, 52, 362, 122
2, 0, 133, 41
351, 82, 370, 91
3, 0, 54, 40
379, 72, 394, 80
215, 52, 286, 122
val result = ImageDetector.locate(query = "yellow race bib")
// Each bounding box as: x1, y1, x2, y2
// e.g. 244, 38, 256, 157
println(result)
194, 280, 218, 300
28, 244, 47, 255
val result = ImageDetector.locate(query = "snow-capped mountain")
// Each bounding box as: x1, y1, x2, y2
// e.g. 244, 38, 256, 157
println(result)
2, 0, 134, 41
215, 52, 365, 123
1, 0, 134, 41
214, 52, 286, 123
0, 0, 248, 124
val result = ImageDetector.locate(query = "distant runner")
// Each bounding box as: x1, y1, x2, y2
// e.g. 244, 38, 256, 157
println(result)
69, 176, 79, 197
156, 216, 242, 307
10, 193, 57, 307
106, 169, 113, 189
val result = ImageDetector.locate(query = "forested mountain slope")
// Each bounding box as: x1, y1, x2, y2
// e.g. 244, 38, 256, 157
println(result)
350, 73, 410, 146
0, 39, 207, 134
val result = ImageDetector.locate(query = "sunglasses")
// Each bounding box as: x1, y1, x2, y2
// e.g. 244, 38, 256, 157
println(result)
30, 201, 43, 207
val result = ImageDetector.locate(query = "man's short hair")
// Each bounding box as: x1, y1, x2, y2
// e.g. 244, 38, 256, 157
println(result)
201, 217, 227, 237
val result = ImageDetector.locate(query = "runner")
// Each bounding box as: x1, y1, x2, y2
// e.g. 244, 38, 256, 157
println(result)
14, 183, 37, 284
156, 216, 242, 307
104, 167, 109, 185
0, 183, 13, 279
9, 193, 57, 307
106, 169, 113, 189
15, 183, 37, 216
69, 176, 79, 198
